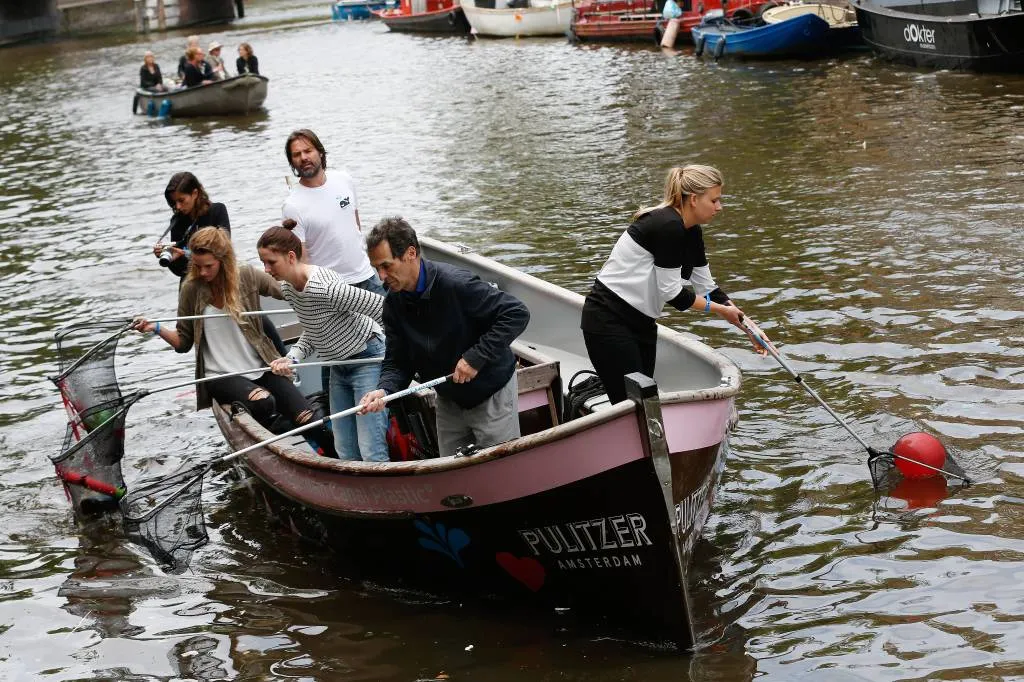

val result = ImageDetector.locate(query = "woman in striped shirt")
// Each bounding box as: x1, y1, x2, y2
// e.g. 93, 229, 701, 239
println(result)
258, 220, 389, 462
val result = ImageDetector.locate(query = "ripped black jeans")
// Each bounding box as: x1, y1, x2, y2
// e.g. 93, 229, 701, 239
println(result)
207, 371, 337, 457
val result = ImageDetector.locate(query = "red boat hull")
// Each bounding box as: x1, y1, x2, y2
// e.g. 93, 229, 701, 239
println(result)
374, 0, 471, 33
572, 0, 769, 43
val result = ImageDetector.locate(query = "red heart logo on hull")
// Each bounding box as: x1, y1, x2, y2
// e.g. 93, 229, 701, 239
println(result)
496, 552, 546, 592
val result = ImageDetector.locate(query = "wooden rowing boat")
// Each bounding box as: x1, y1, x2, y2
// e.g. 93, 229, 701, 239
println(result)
215, 236, 741, 648
133, 74, 269, 118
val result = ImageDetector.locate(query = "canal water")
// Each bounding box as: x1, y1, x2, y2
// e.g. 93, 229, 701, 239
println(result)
1, 1, 1022, 678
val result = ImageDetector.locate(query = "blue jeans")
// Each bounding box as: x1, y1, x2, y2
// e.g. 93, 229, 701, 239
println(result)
353, 272, 386, 296
320, 273, 387, 393
329, 334, 389, 462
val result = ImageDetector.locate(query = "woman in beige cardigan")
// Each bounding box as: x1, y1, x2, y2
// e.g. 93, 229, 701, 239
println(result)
133, 227, 336, 457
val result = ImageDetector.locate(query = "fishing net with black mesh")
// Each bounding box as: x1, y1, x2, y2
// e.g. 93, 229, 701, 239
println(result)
50, 397, 132, 516
862, 419, 994, 492
52, 322, 130, 427
121, 463, 211, 574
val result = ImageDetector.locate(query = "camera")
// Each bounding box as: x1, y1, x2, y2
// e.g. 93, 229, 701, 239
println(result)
157, 246, 174, 267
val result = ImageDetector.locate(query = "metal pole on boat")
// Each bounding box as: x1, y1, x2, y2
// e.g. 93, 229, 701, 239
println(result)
624, 373, 697, 652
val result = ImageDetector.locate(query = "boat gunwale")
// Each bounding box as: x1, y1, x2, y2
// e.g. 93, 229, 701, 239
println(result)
134, 73, 269, 99
219, 396, 646, 478
852, 0, 1024, 23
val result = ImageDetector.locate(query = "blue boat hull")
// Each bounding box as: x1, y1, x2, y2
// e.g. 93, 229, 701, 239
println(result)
691, 13, 833, 58
332, 0, 389, 20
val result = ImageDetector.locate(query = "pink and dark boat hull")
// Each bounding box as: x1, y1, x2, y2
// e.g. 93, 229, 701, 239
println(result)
216, 384, 730, 647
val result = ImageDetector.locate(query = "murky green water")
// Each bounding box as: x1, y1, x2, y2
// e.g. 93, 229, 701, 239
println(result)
1, 1, 1022, 678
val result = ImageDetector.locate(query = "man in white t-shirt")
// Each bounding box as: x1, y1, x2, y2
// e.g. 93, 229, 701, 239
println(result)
281, 129, 386, 296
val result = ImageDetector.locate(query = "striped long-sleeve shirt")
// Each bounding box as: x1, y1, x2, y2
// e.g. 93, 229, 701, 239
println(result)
282, 266, 385, 362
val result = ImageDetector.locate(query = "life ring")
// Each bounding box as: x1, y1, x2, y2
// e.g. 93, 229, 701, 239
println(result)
713, 36, 726, 59
694, 33, 706, 56
756, 1, 781, 18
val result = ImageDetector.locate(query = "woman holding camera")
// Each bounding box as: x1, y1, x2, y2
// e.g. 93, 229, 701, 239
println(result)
153, 172, 230, 279
133, 227, 337, 458
257, 220, 389, 462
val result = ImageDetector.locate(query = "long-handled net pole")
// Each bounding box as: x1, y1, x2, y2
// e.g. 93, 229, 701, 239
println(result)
119, 374, 453, 571
740, 317, 968, 483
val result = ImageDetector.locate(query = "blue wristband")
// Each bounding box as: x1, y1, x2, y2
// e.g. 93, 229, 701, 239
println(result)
153, 321, 161, 335
704, 293, 712, 313
183, 247, 192, 258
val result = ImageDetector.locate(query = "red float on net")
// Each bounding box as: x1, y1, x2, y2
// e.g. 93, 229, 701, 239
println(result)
893, 432, 947, 479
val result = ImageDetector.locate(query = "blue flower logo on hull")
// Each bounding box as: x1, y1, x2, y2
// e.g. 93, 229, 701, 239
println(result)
415, 520, 470, 568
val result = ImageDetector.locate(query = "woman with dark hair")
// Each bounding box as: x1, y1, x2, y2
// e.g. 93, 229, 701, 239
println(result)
237, 43, 259, 75
132, 227, 337, 457
258, 220, 389, 462
154, 172, 230, 279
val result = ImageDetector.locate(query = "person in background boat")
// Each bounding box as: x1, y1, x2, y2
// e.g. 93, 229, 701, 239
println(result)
358, 217, 530, 458
132, 227, 338, 458
177, 35, 201, 80
139, 51, 166, 92
581, 164, 768, 405
153, 171, 231, 280
258, 220, 390, 462
206, 41, 228, 80
181, 46, 214, 88
237, 42, 259, 75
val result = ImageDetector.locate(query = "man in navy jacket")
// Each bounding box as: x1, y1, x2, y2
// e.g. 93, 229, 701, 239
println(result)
358, 217, 530, 457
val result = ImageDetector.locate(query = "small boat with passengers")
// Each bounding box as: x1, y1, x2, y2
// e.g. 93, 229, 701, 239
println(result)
132, 74, 269, 118
214, 236, 742, 648
850, 0, 1024, 71
374, 0, 472, 32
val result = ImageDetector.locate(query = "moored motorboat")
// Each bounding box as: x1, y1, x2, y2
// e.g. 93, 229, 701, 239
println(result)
691, 10, 832, 58
761, 2, 862, 49
374, 0, 472, 32
462, 0, 574, 37
571, 0, 766, 44
214, 236, 741, 648
132, 74, 269, 118
850, 0, 1024, 71
331, 0, 391, 20
570, 0, 662, 43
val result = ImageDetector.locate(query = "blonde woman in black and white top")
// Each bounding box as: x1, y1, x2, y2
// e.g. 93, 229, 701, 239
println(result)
581, 165, 768, 404
258, 220, 389, 462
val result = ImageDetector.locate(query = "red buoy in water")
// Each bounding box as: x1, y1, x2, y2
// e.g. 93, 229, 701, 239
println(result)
893, 432, 947, 479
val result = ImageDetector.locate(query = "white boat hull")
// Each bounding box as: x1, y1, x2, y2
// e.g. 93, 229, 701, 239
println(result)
462, 0, 573, 36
